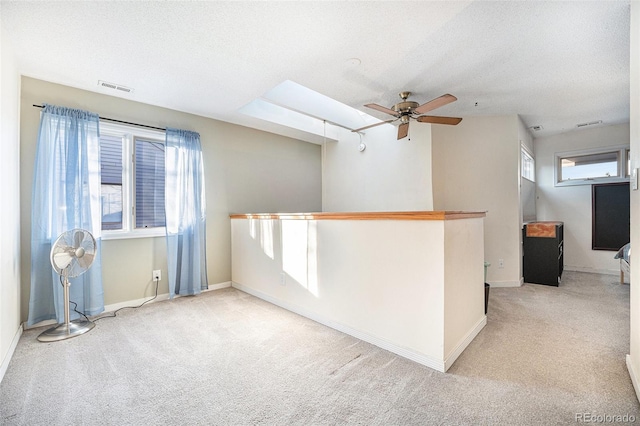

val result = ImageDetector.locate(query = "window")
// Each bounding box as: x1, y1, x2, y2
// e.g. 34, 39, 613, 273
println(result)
521, 145, 535, 182
554, 146, 630, 187
100, 135, 123, 230
134, 138, 166, 229
99, 122, 166, 239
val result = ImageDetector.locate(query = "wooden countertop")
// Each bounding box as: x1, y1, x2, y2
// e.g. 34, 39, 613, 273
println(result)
230, 211, 486, 221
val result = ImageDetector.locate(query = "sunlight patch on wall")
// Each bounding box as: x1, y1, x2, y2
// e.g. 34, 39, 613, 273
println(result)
260, 219, 275, 260
245, 218, 275, 260
249, 218, 257, 239
282, 220, 319, 297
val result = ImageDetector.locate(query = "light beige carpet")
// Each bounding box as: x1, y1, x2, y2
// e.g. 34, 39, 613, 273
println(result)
1, 271, 638, 425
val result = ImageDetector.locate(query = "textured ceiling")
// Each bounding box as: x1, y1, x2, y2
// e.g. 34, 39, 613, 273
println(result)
1, 1, 631, 142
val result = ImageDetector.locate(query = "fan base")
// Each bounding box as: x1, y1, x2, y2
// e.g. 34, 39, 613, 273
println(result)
37, 320, 95, 342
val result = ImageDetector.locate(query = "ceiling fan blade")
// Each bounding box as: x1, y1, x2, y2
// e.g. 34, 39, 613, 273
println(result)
414, 94, 457, 115
364, 103, 400, 117
397, 123, 409, 140
416, 115, 463, 125
352, 119, 397, 133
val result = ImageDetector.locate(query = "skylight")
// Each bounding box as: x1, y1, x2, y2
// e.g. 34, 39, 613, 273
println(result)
239, 80, 382, 140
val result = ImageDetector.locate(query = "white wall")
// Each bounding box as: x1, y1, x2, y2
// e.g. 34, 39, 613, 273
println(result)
231, 215, 485, 372
519, 119, 534, 156
627, 0, 640, 404
19, 77, 322, 322
432, 115, 522, 287
0, 14, 23, 381
534, 123, 630, 275
443, 218, 485, 362
322, 123, 433, 212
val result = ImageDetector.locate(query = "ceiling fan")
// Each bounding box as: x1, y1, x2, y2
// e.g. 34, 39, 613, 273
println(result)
352, 91, 462, 140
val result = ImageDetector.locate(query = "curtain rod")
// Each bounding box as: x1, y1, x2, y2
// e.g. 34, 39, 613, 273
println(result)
32, 104, 166, 132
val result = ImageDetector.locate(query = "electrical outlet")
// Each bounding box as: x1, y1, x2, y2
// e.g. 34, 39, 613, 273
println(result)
498, 259, 504, 269
153, 270, 162, 281
280, 272, 286, 286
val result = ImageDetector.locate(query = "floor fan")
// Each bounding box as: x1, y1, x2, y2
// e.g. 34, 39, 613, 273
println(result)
38, 228, 97, 342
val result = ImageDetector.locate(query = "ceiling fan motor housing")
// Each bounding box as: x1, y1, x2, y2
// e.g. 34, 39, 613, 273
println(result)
393, 101, 419, 115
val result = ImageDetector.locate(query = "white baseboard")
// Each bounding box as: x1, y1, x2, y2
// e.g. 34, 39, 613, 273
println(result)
627, 355, 640, 403
0, 324, 23, 384
444, 315, 487, 371
487, 279, 522, 288
207, 281, 233, 291
488, 268, 621, 287
564, 266, 618, 276
232, 281, 451, 373
25, 281, 233, 328
103, 294, 170, 313
24, 319, 57, 330
102, 281, 232, 313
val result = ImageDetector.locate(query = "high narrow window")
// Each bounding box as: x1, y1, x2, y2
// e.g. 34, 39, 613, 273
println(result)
560, 151, 618, 181
521, 146, 535, 182
554, 146, 630, 187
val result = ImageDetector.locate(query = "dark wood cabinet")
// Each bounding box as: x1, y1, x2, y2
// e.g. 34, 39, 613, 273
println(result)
523, 222, 564, 286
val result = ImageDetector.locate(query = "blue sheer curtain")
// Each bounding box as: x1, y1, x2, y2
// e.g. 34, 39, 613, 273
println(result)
28, 104, 104, 325
165, 128, 208, 297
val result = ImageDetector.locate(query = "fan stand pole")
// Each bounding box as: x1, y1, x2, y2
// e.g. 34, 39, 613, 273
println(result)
37, 272, 95, 342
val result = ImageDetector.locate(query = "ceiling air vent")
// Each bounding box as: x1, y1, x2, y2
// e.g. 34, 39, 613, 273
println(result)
98, 80, 134, 94
529, 125, 543, 132
576, 120, 602, 128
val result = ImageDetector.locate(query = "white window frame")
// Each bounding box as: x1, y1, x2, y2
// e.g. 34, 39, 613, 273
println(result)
521, 144, 535, 182
554, 145, 630, 187
100, 121, 166, 240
